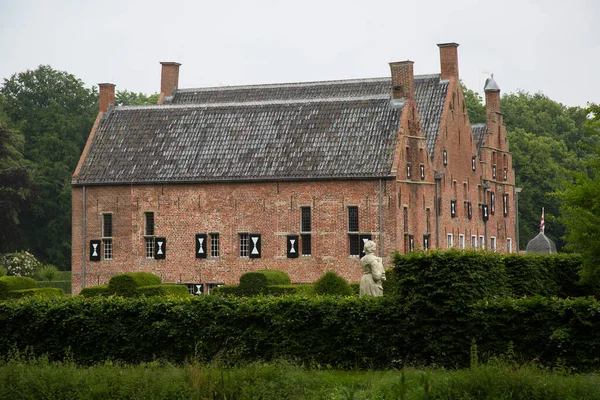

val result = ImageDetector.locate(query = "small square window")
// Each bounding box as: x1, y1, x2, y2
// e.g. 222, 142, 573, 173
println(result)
239, 233, 249, 257
210, 233, 220, 257
145, 237, 154, 258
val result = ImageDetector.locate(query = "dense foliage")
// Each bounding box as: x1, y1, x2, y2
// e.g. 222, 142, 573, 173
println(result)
0, 250, 41, 277
107, 272, 162, 297
0, 276, 37, 299
312, 271, 354, 296
236, 270, 291, 296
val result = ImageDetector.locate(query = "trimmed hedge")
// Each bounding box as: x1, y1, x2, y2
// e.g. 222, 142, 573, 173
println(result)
0, 276, 37, 299
79, 285, 110, 298
265, 284, 313, 296
313, 272, 353, 296
1, 295, 600, 370
108, 272, 161, 297
7, 287, 63, 299
37, 280, 72, 295
210, 285, 239, 296
137, 284, 190, 298
238, 270, 291, 296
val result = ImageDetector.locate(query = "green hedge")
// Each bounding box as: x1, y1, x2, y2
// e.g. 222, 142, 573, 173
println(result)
37, 280, 72, 295
79, 285, 110, 298
0, 276, 37, 299
238, 270, 291, 296
108, 272, 161, 297
1, 295, 600, 370
210, 285, 239, 296
137, 284, 190, 298
7, 287, 63, 299
265, 284, 313, 296
313, 272, 353, 296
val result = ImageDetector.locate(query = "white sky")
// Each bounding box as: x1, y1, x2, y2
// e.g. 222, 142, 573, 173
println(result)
1, 0, 598, 107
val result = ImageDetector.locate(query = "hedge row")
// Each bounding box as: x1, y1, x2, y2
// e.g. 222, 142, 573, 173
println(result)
79, 273, 189, 298
1, 295, 599, 370
37, 280, 72, 295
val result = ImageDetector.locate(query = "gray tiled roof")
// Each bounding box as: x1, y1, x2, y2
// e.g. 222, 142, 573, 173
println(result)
525, 232, 557, 254
471, 123, 487, 149
74, 75, 449, 185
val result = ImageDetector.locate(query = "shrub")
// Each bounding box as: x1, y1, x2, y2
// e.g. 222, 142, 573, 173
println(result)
381, 268, 400, 297
0, 276, 37, 299
210, 285, 239, 296
312, 272, 353, 296
8, 287, 64, 299
37, 280, 72, 295
265, 284, 313, 296
349, 282, 360, 295
79, 285, 110, 298
0, 251, 41, 277
108, 272, 161, 297
238, 270, 291, 296
38, 265, 59, 283
137, 284, 190, 298
0, 266, 6, 277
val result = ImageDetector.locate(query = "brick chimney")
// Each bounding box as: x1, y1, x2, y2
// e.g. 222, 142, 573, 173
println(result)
160, 62, 182, 97
437, 43, 459, 80
389, 61, 415, 100
484, 75, 502, 134
98, 83, 115, 113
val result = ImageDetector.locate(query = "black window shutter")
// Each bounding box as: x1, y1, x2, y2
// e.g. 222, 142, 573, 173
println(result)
249, 233, 261, 258
467, 202, 473, 220
482, 204, 489, 222
196, 233, 207, 258
287, 235, 299, 258
450, 200, 456, 218
359, 234, 372, 258
154, 237, 166, 259
90, 240, 101, 261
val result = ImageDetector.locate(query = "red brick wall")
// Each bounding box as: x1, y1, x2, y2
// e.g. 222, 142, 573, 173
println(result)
72, 179, 398, 294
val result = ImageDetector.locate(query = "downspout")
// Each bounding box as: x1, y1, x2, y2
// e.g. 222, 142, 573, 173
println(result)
434, 172, 443, 248
81, 186, 86, 289
379, 179, 383, 257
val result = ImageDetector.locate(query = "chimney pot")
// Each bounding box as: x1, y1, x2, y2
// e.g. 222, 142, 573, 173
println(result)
437, 42, 460, 80
160, 61, 182, 97
98, 83, 115, 113
389, 60, 415, 100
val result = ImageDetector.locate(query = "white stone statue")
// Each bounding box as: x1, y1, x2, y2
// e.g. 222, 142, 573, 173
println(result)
359, 240, 386, 297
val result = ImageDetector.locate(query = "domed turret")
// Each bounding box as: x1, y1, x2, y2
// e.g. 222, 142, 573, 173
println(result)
525, 208, 557, 254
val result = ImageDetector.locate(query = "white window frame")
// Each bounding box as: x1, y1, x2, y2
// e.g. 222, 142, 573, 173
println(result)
239, 233, 249, 258
447, 233, 453, 249
490, 236, 497, 252
479, 235, 485, 250
507, 238, 513, 254
459, 234, 465, 249
210, 233, 220, 257
471, 235, 477, 249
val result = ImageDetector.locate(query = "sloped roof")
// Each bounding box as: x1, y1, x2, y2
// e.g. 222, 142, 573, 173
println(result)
73, 75, 449, 185
471, 123, 487, 149
525, 232, 557, 254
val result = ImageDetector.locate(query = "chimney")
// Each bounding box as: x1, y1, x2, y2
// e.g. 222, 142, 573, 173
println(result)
389, 60, 415, 100
484, 75, 501, 135
160, 62, 182, 97
437, 43, 459, 80
98, 83, 115, 113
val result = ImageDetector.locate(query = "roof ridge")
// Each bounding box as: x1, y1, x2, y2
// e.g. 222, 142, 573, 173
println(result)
117, 94, 392, 110
175, 74, 442, 93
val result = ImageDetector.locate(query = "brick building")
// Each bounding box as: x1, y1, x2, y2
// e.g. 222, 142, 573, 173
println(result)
71, 43, 516, 294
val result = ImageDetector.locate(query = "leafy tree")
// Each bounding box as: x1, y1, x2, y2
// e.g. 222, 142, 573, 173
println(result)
462, 86, 486, 124
0, 66, 98, 269
38, 264, 59, 283
115, 90, 159, 106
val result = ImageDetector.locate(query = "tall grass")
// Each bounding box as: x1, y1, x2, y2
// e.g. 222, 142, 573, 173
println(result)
0, 353, 599, 399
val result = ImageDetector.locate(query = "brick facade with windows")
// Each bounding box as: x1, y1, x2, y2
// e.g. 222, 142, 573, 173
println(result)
71, 43, 517, 294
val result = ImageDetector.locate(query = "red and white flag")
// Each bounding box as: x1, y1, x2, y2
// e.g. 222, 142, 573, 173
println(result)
540, 207, 545, 233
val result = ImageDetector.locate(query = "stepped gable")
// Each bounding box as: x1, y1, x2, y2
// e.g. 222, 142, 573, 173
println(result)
73, 75, 449, 185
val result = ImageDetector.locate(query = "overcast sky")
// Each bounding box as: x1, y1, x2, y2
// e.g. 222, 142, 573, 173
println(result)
1, 0, 598, 108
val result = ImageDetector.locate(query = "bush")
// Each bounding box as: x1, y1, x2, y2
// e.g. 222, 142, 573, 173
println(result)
108, 272, 161, 297
312, 272, 354, 296
0, 276, 37, 299
37, 280, 72, 295
381, 268, 400, 297
38, 265, 59, 283
8, 287, 63, 299
349, 282, 360, 295
0, 266, 6, 277
238, 270, 291, 296
265, 284, 313, 296
0, 251, 41, 277
137, 284, 190, 298
210, 285, 239, 296
79, 285, 110, 298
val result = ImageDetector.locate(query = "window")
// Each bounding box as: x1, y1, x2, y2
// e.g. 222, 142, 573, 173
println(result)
490, 236, 497, 252
102, 213, 113, 260
503, 167, 508, 181
492, 164, 497, 180
423, 234, 430, 251
459, 234, 465, 249
420, 164, 425, 180
479, 235, 485, 250
471, 156, 476, 171
450, 200, 457, 218
503, 194, 509, 217
507, 238, 513, 253
490, 192, 496, 215
348, 207, 360, 256
443, 150, 448, 166
239, 233, 249, 257
210, 233, 219, 257
447, 233, 453, 249
467, 201, 473, 220
144, 212, 154, 259
301, 207, 311, 256
406, 163, 412, 179
471, 235, 477, 249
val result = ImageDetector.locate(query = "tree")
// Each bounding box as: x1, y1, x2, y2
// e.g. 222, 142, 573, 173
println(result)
462, 86, 486, 124
115, 90, 159, 106
0, 66, 98, 269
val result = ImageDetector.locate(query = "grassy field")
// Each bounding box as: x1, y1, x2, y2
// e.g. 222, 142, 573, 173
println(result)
1, 356, 600, 399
